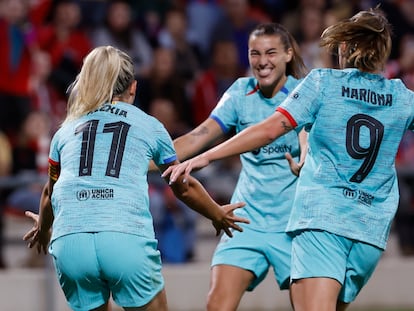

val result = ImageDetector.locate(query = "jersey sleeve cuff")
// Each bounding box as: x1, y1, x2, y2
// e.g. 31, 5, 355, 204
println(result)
276, 107, 298, 128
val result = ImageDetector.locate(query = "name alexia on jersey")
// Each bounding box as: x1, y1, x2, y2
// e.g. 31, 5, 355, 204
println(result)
88, 103, 128, 117
341, 86, 392, 107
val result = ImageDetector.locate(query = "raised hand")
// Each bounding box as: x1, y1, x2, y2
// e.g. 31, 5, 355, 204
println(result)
22, 211, 50, 255
212, 202, 249, 237
162, 154, 210, 183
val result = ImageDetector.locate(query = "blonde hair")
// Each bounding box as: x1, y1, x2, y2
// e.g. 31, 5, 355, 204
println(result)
320, 7, 392, 72
64, 46, 134, 124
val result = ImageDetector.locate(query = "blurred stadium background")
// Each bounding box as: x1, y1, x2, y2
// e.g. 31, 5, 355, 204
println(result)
1, 1, 414, 310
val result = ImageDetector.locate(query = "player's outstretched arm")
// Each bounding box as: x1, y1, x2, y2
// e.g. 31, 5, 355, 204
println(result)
159, 161, 249, 237
163, 111, 294, 182
148, 118, 223, 172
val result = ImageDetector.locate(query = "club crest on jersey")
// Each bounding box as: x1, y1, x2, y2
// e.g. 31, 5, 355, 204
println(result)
343, 188, 357, 199
290, 92, 299, 99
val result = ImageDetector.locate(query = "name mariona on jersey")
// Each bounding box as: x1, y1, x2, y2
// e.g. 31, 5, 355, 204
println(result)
342, 86, 392, 106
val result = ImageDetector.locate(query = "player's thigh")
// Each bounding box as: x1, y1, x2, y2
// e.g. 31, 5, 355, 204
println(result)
212, 226, 270, 291
339, 241, 383, 303
291, 229, 351, 282
207, 265, 254, 311
290, 230, 350, 310
209, 264, 254, 296
96, 232, 165, 308
123, 288, 167, 311
291, 277, 342, 311
49, 233, 109, 311
265, 231, 292, 290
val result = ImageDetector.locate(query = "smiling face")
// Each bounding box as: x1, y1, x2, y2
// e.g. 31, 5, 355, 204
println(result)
248, 34, 293, 98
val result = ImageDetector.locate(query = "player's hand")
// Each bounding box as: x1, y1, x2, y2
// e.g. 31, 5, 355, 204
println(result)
285, 152, 304, 177
212, 202, 249, 237
22, 211, 50, 254
162, 154, 210, 183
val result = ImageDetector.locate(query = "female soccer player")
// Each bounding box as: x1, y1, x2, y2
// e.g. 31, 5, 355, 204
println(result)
166, 23, 307, 310
22, 45, 248, 311
165, 8, 412, 311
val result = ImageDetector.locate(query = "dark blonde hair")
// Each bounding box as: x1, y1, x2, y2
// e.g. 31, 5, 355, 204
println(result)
320, 7, 392, 72
250, 23, 308, 79
64, 46, 134, 123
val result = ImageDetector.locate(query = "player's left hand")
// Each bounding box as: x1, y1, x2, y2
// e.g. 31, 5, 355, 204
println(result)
212, 202, 249, 237
22, 211, 50, 254
285, 152, 304, 177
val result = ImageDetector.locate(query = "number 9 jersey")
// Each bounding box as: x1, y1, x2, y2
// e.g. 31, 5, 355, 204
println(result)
277, 68, 414, 249
48, 101, 177, 242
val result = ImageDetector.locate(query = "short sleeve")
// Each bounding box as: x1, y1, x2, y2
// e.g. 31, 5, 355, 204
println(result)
151, 121, 177, 166
408, 91, 414, 131
210, 80, 243, 133
49, 130, 61, 164
279, 69, 323, 129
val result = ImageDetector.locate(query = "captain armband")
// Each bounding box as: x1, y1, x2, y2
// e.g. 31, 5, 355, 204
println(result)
48, 159, 60, 181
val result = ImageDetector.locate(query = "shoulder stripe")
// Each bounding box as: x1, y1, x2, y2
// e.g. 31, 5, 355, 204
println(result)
246, 84, 260, 96
281, 86, 289, 95
246, 84, 289, 96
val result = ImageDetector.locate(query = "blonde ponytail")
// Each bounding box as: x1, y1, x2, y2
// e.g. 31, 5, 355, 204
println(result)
64, 46, 134, 124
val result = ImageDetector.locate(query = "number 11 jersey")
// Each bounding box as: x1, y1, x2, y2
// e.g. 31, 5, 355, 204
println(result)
48, 101, 177, 241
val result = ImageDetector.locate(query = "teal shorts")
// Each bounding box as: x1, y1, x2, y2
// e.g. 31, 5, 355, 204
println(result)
212, 225, 292, 290
290, 229, 383, 303
49, 232, 164, 311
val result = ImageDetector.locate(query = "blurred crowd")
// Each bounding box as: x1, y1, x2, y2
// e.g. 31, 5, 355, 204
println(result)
1, 0, 414, 268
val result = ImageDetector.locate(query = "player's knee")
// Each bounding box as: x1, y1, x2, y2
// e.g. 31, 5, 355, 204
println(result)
206, 288, 238, 311
206, 288, 223, 311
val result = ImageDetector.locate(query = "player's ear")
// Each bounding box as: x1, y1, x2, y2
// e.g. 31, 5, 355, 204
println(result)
285, 47, 293, 63
129, 80, 137, 97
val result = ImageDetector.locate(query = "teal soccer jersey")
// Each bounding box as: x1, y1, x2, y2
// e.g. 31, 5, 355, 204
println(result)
48, 102, 177, 241
278, 68, 414, 249
211, 76, 302, 232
